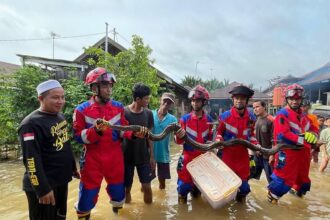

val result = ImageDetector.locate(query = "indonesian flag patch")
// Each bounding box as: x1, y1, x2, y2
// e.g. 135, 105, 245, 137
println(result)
23, 133, 35, 141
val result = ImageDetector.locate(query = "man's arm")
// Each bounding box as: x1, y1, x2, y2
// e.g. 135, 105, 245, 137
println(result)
20, 124, 52, 198
274, 113, 304, 145
73, 108, 102, 145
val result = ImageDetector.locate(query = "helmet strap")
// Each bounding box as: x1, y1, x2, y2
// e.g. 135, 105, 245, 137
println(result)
95, 84, 110, 104
286, 98, 302, 111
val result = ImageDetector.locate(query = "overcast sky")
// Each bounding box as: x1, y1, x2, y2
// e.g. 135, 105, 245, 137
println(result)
1, 0, 330, 89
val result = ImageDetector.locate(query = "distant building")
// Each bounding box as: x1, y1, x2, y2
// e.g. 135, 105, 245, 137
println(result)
209, 82, 271, 117
263, 62, 330, 106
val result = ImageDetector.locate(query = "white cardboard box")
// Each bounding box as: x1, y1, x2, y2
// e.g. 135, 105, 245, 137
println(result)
187, 151, 242, 209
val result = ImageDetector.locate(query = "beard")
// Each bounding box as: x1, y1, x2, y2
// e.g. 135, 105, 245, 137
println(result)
192, 105, 203, 112
234, 103, 245, 110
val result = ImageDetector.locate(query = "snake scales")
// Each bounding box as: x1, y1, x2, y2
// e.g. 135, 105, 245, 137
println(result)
100, 121, 302, 156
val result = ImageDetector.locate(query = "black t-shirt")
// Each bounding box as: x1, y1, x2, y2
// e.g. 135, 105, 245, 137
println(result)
18, 110, 76, 197
122, 107, 154, 165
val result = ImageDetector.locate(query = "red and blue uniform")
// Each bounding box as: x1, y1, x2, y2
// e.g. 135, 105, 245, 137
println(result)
175, 111, 213, 197
217, 107, 257, 196
73, 96, 133, 213
268, 107, 318, 197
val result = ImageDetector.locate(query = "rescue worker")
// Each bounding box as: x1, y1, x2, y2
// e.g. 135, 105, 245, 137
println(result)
73, 67, 147, 219
175, 85, 213, 204
217, 84, 258, 202
268, 83, 318, 204
301, 99, 320, 163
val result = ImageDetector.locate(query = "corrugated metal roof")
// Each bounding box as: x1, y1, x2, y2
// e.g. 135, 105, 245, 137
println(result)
298, 62, 330, 85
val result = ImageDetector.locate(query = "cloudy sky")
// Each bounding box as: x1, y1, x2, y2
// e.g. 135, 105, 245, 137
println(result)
1, 0, 329, 89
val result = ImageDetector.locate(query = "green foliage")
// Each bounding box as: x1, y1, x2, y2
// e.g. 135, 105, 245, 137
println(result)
0, 75, 17, 144
85, 35, 163, 108
181, 75, 229, 92
181, 75, 203, 88
11, 65, 50, 122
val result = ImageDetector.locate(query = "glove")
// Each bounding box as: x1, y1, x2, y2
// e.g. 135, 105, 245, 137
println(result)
304, 132, 318, 144
249, 156, 256, 168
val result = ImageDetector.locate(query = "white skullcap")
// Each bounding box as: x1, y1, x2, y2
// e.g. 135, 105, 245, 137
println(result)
36, 80, 62, 95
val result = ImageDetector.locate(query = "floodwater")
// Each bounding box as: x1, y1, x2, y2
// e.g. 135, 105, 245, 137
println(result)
1, 144, 330, 220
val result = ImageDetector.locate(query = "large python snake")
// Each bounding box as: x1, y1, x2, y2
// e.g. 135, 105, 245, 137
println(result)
99, 120, 302, 156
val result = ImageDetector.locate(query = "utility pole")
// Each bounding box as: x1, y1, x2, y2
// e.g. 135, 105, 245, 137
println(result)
50, 32, 59, 59
105, 22, 109, 69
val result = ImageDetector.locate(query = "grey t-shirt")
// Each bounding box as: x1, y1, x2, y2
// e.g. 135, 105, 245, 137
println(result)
122, 107, 154, 165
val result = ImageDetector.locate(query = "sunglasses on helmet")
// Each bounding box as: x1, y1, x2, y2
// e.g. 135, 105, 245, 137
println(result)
286, 89, 303, 98
98, 73, 116, 83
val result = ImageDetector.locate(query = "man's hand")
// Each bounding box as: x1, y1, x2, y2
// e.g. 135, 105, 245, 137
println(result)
73, 170, 80, 179
39, 190, 55, 206
269, 155, 275, 165
175, 128, 186, 139
304, 132, 318, 144
134, 126, 148, 138
150, 158, 156, 171
95, 118, 108, 132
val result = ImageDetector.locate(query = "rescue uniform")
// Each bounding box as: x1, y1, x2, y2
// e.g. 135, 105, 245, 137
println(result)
175, 111, 213, 197
73, 96, 133, 213
268, 107, 318, 197
217, 107, 257, 196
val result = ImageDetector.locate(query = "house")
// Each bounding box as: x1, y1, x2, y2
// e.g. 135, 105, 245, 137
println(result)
209, 82, 271, 116
17, 54, 87, 79
297, 62, 330, 105
262, 62, 330, 106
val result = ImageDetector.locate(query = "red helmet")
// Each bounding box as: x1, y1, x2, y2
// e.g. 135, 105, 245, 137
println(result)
284, 83, 304, 99
85, 67, 116, 85
188, 85, 210, 100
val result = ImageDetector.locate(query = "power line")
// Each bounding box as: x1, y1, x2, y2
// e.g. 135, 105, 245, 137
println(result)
0, 32, 105, 42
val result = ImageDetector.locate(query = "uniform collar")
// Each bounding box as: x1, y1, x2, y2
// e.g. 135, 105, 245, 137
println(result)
231, 107, 249, 118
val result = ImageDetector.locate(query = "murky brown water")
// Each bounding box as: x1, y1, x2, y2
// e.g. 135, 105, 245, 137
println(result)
1, 144, 330, 220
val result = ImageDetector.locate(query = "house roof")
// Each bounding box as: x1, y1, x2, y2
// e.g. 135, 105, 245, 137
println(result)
17, 54, 87, 70
74, 37, 188, 93
297, 62, 330, 85
210, 82, 241, 99
262, 75, 300, 94
210, 81, 270, 100
0, 61, 20, 74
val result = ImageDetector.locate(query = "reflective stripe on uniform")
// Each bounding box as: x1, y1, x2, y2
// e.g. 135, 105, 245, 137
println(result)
81, 129, 91, 144
186, 126, 197, 138
225, 122, 238, 134
108, 113, 121, 125
297, 136, 304, 145
289, 122, 302, 133
243, 128, 250, 136
304, 122, 310, 132
202, 129, 209, 138
85, 115, 97, 125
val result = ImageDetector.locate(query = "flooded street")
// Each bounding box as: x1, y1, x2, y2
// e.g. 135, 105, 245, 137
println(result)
1, 144, 330, 220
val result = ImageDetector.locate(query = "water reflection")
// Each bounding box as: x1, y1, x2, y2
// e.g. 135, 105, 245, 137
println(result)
1, 145, 330, 220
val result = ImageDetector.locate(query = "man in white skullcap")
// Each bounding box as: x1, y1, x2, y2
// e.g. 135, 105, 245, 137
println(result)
19, 79, 79, 220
